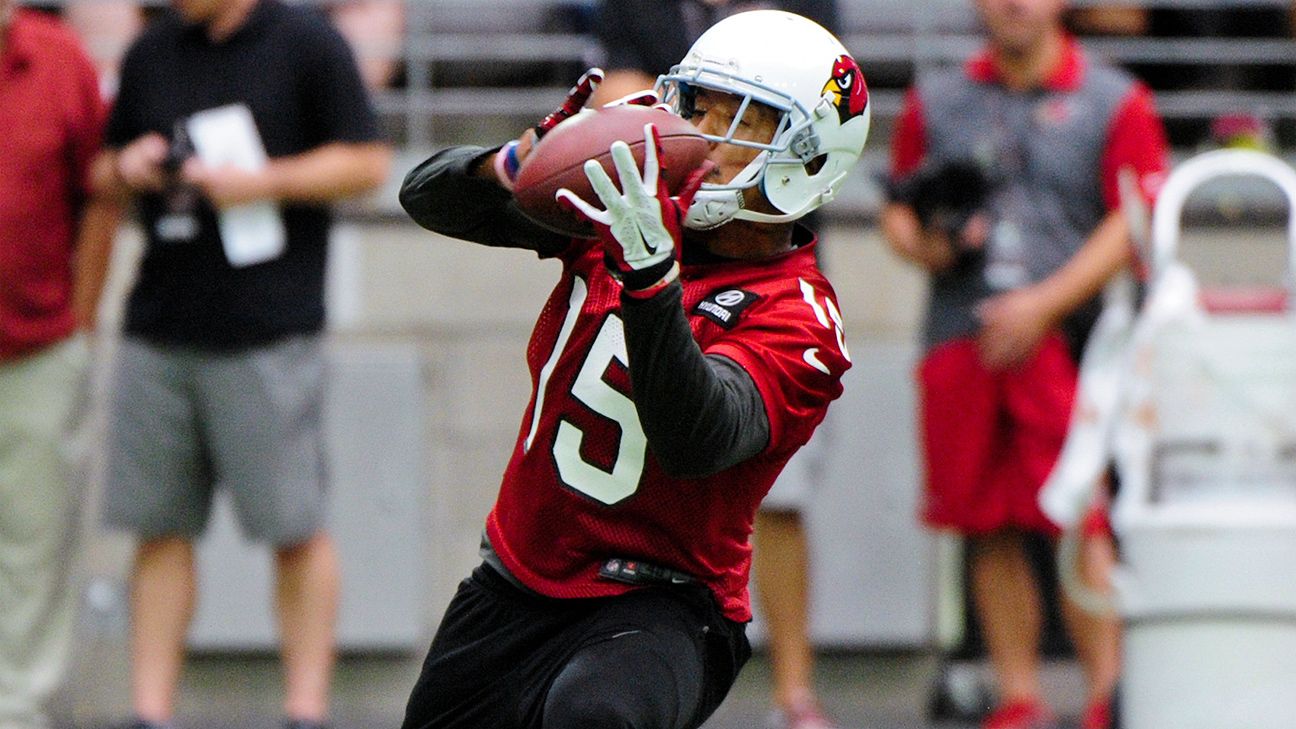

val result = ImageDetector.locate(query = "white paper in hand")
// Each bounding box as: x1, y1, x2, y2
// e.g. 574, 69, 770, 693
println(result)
186, 104, 286, 267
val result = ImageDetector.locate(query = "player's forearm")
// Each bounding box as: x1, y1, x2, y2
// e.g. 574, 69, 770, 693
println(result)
620, 282, 769, 478
400, 145, 568, 253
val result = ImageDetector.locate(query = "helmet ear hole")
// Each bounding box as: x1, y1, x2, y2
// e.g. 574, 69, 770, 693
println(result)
806, 154, 828, 176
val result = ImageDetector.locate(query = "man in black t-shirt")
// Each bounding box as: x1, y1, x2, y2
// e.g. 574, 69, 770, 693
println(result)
89, 2, 389, 729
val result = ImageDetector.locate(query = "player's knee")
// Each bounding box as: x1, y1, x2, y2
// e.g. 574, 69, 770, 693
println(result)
544, 664, 670, 729
544, 683, 632, 728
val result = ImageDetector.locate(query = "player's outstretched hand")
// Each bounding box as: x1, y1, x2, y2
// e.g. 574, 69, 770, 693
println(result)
555, 123, 711, 298
493, 68, 604, 190
535, 67, 605, 137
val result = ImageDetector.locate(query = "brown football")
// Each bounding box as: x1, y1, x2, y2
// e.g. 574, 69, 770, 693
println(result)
512, 104, 709, 238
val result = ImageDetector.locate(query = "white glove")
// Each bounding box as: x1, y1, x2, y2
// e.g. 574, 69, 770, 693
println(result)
556, 123, 707, 295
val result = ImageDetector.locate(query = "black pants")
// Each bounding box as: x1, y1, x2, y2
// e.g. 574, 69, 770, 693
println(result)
401, 563, 750, 729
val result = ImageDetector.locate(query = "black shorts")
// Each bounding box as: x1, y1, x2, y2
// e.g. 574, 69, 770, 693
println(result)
401, 562, 751, 729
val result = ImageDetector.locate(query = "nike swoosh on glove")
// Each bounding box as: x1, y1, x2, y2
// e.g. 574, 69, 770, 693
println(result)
555, 123, 711, 298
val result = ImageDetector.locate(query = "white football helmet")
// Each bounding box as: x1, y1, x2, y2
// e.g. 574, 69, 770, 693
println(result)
656, 10, 871, 229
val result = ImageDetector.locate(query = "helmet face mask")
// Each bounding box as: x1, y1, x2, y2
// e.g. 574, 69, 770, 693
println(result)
666, 80, 809, 161
655, 9, 871, 229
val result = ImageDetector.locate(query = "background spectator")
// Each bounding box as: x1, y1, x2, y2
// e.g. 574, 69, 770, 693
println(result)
0, 3, 121, 728
89, 1, 390, 728
880, 0, 1170, 726
56, 0, 404, 97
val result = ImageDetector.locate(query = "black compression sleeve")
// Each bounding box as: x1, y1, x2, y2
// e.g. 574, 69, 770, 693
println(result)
399, 145, 568, 255
620, 281, 770, 478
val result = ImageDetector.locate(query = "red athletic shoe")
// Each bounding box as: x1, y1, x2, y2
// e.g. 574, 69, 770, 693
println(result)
1080, 697, 1113, 729
982, 699, 1055, 729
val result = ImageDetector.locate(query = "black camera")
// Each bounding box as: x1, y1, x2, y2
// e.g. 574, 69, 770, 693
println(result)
161, 119, 194, 177
888, 159, 993, 269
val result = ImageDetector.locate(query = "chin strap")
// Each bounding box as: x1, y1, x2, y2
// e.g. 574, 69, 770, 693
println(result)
684, 153, 766, 230
684, 188, 743, 230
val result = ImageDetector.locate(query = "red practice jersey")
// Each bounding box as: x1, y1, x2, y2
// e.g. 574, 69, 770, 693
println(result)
485, 238, 851, 621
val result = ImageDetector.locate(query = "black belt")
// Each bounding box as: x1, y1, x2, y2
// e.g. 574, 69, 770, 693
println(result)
598, 557, 696, 586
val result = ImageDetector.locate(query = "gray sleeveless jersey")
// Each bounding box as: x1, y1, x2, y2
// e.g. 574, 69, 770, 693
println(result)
914, 54, 1138, 350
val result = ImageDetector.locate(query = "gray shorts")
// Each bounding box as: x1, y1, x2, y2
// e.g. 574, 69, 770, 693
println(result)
102, 335, 328, 545
762, 424, 829, 513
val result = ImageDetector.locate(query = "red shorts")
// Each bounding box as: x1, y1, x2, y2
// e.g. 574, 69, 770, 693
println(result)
917, 334, 1077, 535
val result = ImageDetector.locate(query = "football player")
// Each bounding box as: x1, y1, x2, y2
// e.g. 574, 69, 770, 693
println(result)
398, 10, 869, 729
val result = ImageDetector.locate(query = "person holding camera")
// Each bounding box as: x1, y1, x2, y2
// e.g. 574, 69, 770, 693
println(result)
89, 2, 390, 728
880, 0, 1169, 727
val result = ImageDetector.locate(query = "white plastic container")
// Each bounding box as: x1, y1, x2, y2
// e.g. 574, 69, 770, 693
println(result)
1110, 150, 1296, 729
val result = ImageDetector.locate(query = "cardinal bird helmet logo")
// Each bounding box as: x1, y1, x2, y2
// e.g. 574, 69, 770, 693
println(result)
821, 54, 868, 125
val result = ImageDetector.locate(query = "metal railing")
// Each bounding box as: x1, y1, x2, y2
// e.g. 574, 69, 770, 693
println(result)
36, 0, 1296, 149
33, 0, 1296, 216
395, 1, 1295, 149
